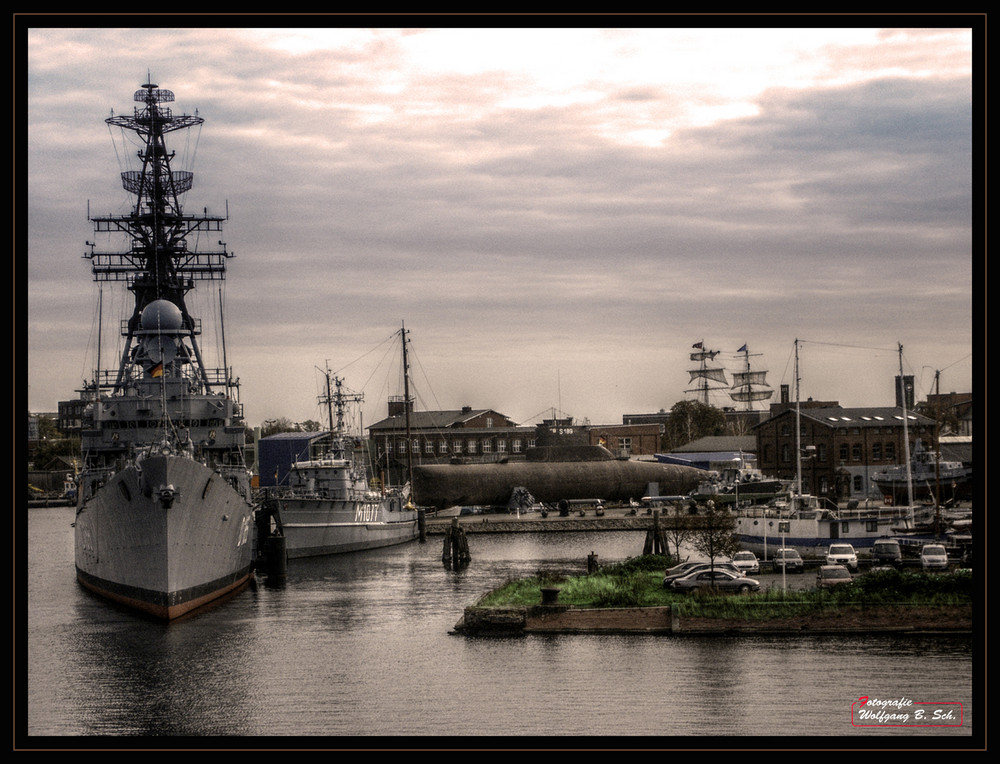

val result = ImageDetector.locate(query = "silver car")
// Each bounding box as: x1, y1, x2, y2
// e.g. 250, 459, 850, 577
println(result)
663, 561, 745, 587
671, 569, 760, 594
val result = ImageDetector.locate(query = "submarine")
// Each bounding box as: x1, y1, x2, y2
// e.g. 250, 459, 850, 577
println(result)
412, 443, 704, 509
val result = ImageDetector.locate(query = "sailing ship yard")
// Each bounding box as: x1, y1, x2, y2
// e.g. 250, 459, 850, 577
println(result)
28, 75, 973, 624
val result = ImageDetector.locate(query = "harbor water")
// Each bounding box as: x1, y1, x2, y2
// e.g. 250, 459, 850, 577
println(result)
24, 505, 977, 743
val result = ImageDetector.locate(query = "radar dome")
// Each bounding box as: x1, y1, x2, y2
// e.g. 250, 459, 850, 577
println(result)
140, 300, 183, 332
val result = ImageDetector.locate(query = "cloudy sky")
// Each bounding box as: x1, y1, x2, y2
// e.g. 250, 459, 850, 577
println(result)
23, 22, 977, 430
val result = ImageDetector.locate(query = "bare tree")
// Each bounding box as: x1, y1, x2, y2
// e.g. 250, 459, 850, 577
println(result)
689, 501, 741, 577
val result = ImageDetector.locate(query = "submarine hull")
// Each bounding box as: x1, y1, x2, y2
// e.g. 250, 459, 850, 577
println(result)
413, 459, 703, 509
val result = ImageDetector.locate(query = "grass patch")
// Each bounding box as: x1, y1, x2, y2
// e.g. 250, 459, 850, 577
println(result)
475, 556, 973, 621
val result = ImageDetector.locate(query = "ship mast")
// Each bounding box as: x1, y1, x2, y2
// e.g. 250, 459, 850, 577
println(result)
86, 79, 233, 398
685, 341, 727, 406
400, 321, 414, 496
318, 364, 363, 437
898, 344, 914, 512
794, 338, 802, 502
729, 345, 774, 411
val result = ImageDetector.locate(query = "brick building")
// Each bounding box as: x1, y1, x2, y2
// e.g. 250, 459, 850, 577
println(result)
367, 398, 536, 485
753, 403, 937, 502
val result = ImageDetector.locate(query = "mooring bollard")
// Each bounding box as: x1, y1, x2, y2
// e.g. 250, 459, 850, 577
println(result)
588, 551, 599, 573
540, 587, 561, 606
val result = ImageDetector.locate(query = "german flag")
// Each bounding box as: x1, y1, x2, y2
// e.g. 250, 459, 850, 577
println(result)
150, 363, 164, 378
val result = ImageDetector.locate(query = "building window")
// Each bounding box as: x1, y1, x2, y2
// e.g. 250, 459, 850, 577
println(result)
412, 440, 420, 453
839, 444, 849, 462
866, 521, 878, 532
453, 440, 462, 454
817, 443, 827, 463
781, 444, 791, 463
425, 440, 434, 454
851, 443, 861, 461
618, 437, 632, 453
872, 442, 882, 461
497, 440, 507, 453
853, 475, 863, 491
482, 441, 492, 453
528, 438, 536, 449
467, 440, 477, 454
440, 440, 448, 453
885, 442, 895, 461
512, 439, 522, 453
486, 417, 493, 428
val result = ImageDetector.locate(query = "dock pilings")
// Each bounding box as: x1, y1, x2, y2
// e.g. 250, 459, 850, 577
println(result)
442, 517, 471, 569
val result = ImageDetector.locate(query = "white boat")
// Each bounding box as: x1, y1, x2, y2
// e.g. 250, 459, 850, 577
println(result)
733, 495, 923, 559
258, 330, 420, 559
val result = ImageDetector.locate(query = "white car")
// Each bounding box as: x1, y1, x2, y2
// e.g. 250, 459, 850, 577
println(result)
825, 543, 859, 572
920, 544, 949, 571
730, 551, 760, 575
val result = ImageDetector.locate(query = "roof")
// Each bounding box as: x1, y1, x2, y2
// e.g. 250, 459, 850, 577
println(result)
757, 406, 935, 429
673, 435, 756, 453
368, 408, 515, 432
259, 430, 330, 442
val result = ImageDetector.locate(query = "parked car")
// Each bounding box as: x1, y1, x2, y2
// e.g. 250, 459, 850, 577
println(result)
920, 544, 950, 571
662, 562, 745, 587
825, 543, 859, 572
730, 551, 760, 575
772, 548, 805, 573
670, 569, 760, 594
664, 561, 699, 576
816, 564, 853, 589
871, 538, 902, 568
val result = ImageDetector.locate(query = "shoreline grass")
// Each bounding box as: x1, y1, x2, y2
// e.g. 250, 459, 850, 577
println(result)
474, 555, 973, 621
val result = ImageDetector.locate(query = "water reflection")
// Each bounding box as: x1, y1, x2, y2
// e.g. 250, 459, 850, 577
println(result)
27, 509, 974, 740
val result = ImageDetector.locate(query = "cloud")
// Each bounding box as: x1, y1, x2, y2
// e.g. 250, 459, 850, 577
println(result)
24, 25, 975, 427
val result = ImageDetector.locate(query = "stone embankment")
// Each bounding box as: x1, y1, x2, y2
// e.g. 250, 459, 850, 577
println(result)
424, 509, 659, 534
453, 603, 973, 637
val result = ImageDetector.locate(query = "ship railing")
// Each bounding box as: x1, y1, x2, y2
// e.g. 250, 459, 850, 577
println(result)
832, 505, 913, 521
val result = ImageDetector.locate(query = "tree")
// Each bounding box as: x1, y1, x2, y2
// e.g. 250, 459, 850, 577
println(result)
689, 501, 740, 579
260, 417, 297, 438
662, 500, 695, 561
662, 399, 727, 451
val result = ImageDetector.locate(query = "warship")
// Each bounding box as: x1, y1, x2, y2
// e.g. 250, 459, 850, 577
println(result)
73, 80, 254, 620
257, 358, 419, 559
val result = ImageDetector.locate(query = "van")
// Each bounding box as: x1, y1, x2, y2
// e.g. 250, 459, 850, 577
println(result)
872, 538, 902, 567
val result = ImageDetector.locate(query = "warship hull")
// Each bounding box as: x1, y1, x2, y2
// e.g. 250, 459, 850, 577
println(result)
74, 455, 254, 620
275, 497, 419, 558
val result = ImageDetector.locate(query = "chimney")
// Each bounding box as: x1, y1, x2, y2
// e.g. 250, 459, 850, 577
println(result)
388, 395, 413, 417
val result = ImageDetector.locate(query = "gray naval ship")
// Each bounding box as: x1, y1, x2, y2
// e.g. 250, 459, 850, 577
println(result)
73, 80, 254, 620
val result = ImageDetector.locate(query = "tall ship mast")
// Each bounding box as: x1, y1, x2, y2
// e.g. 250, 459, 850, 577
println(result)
73, 80, 254, 620
729, 344, 774, 411
685, 341, 728, 405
